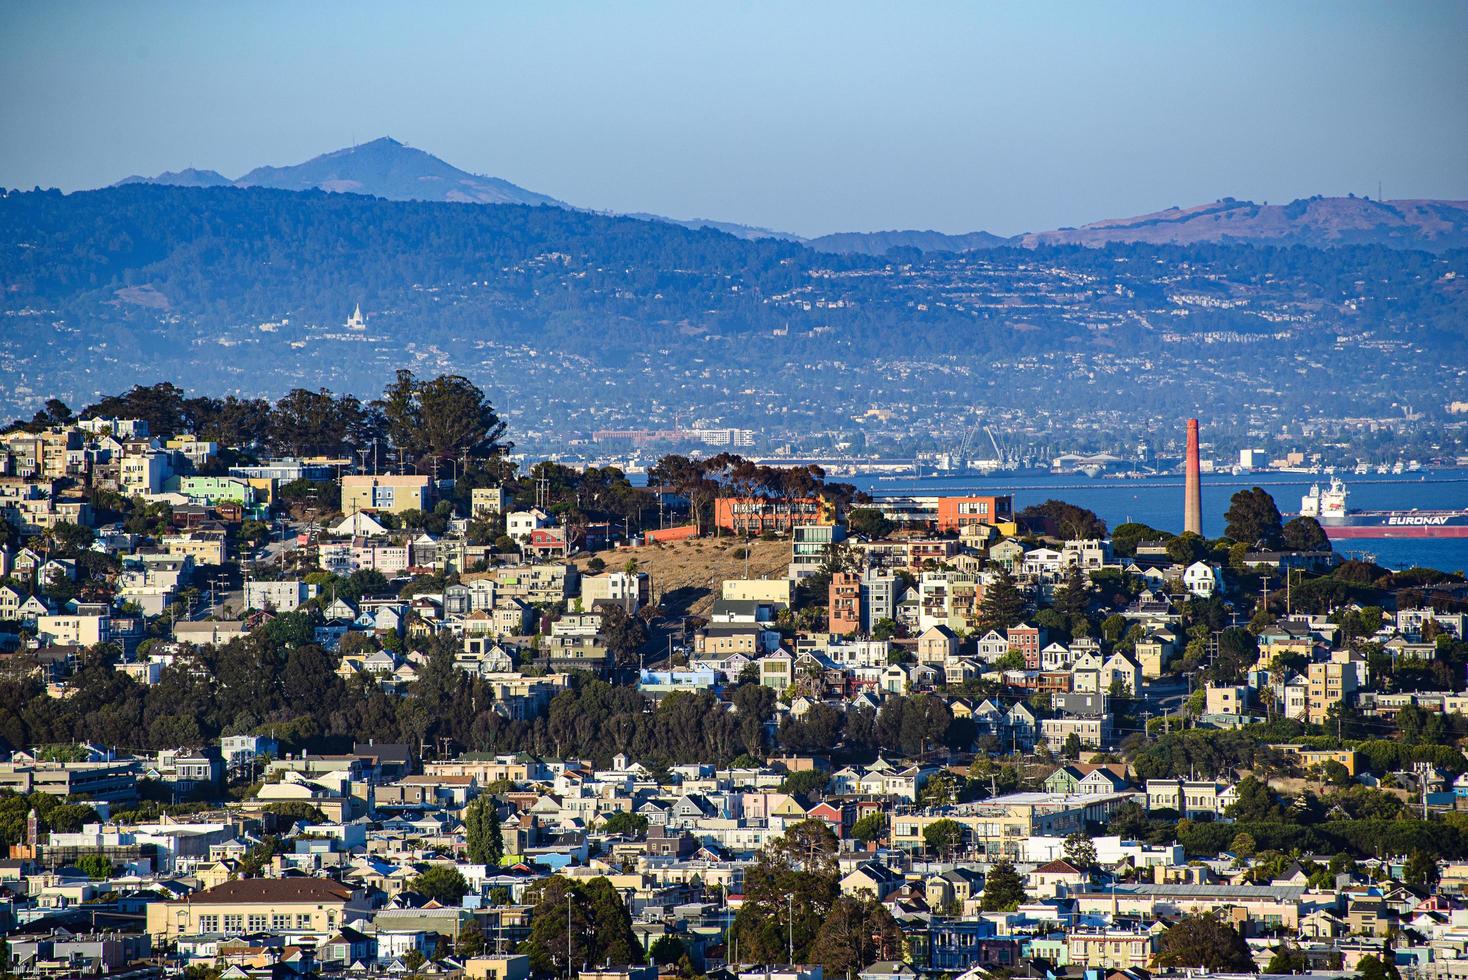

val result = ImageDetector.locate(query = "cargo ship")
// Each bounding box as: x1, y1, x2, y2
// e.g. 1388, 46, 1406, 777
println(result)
1298, 478, 1468, 538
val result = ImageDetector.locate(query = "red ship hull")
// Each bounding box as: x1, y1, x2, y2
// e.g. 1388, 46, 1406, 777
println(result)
1322, 525, 1468, 539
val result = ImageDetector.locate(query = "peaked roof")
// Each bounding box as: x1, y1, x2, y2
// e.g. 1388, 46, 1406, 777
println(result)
1033, 859, 1084, 874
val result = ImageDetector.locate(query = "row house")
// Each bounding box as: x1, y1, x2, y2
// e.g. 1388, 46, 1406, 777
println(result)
1144, 778, 1238, 819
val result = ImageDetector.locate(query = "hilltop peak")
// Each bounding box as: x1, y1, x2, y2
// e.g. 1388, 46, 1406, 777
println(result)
114, 138, 564, 208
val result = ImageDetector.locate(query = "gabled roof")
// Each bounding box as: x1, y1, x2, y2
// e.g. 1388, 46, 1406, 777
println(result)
1033, 859, 1084, 875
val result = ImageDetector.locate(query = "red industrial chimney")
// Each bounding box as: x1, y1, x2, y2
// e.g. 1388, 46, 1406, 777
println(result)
1184, 418, 1202, 535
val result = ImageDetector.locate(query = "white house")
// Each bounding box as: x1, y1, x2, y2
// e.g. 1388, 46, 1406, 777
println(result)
975, 630, 1009, 662
1183, 561, 1222, 598
506, 508, 553, 543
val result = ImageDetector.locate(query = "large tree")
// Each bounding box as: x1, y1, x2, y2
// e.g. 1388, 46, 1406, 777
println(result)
1063, 832, 1097, 871
807, 896, 904, 974
380, 369, 511, 474
846, 506, 895, 539
1225, 775, 1282, 822
1017, 499, 1107, 539
465, 795, 503, 866
597, 604, 650, 669
1282, 515, 1332, 552
582, 877, 644, 967
82, 382, 190, 435
977, 567, 1027, 632
522, 877, 595, 977
923, 819, 965, 859
1051, 565, 1091, 619
1156, 914, 1256, 972
268, 387, 376, 457
981, 860, 1026, 911
768, 819, 839, 875
729, 820, 841, 964
522, 876, 643, 977
1224, 487, 1284, 548
410, 865, 469, 904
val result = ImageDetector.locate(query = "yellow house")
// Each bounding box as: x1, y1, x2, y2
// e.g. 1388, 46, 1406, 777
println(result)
244, 477, 275, 505
340, 474, 431, 515
466, 956, 531, 980
164, 531, 228, 566
1269, 744, 1359, 776
146, 878, 369, 939
196, 861, 237, 890
769, 794, 809, 820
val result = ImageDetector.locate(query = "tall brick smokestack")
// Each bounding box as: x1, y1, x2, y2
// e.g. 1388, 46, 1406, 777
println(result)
1184, 418, 1202, 535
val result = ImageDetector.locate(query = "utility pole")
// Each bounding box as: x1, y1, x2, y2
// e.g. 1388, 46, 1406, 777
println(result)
567, 893, 573, 980
787, 892, 794, 965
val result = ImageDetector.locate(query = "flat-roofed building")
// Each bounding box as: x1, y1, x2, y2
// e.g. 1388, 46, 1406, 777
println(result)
714, 496, 826, 534
936, 495, 1013, 532
0, 761, 140, 802
890, 791, 1134, 860
471, 487, 513, 517
721, 577, 794, 606
1071, 882, 1306, 931
340, 474, 431, 515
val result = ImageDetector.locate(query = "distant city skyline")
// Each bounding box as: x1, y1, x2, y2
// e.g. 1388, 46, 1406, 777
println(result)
2, 0, 1466, 237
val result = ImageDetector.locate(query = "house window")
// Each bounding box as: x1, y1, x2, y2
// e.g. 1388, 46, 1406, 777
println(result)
297, 913, 313, 928
223, 914, 244, 933
248, 914, 268, 931
199, 915, 220, 932
272, 913, 291, 929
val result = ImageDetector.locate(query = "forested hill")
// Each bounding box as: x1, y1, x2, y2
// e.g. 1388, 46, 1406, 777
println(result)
2, 183, 812, 321
1, 183, 1465, 437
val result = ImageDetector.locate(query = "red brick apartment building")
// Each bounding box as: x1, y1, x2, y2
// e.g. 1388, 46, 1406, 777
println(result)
936, 495, 1013, 532
1008, 623, 1044, 670
714, 497, 826, 534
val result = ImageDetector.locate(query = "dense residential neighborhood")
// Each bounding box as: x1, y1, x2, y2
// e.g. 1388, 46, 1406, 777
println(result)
2, 380, 1468, 980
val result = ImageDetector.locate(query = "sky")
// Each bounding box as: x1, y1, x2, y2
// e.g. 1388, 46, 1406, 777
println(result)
2, 1, 1466, 238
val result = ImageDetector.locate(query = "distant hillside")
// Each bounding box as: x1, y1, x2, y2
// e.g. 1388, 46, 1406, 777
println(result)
1019, 196, 1468, 252
621, 212, 804, 242
111, 140, 1468, 253
116, 167, 233, 188
2, 182, 1464, 444
809, 229, 1010, 255
115, 136, 565, 207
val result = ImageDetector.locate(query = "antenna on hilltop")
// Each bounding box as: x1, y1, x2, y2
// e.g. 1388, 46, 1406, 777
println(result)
1378, 180, 1383, 203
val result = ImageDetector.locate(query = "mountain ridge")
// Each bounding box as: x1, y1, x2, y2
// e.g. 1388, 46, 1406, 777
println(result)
1018, 195, 1468, 251
115, 136, 564, 207
109, 139, 1468, 253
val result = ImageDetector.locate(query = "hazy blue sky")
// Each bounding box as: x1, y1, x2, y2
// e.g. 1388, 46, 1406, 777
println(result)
3, 1, 1465, 237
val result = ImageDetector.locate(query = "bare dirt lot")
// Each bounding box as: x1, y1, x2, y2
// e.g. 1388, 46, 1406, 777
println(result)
578, 535, 791, 619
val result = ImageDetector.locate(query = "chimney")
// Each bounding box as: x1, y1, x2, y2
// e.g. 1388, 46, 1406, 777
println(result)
1184, 418, 1202, 535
